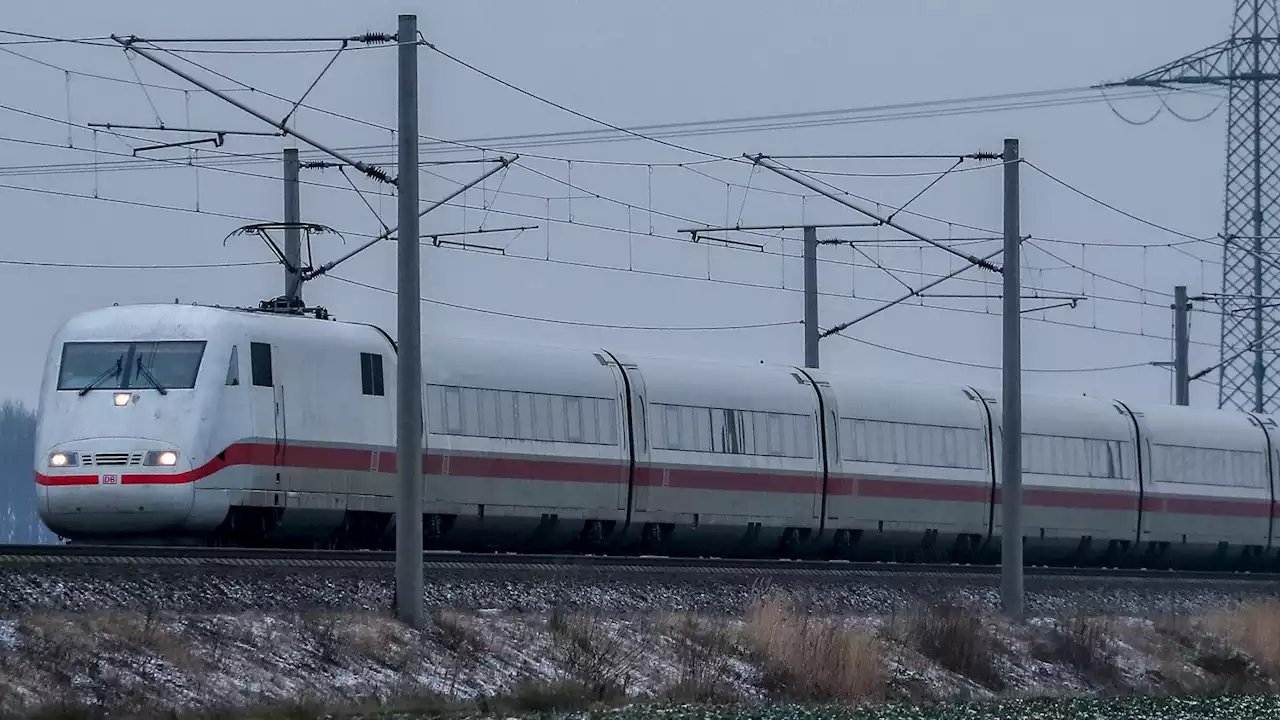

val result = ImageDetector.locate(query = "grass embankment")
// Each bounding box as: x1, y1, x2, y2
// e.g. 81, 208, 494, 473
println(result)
9, 595, 1280, 718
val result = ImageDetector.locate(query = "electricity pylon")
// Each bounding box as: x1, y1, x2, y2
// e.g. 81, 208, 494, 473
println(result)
1100, 1, 1280, 412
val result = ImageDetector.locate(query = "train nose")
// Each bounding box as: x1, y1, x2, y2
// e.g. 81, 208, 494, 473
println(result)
35, 439, 195, 540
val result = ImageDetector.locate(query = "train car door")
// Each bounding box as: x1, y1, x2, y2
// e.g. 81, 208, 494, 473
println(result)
1248, 413, 1280, 555
794, 369, 838, 522
812, 378, 839, 521
248, 341, 285, 488
963, 387, 1000, 541
607, 356, 651, 513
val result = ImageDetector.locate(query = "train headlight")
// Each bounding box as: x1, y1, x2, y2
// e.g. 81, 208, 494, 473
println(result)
144, 450, 179, 467
112, 393, 131, 407
48, 452, 78, 468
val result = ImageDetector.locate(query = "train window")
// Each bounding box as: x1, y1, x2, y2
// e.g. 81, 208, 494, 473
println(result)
597, 398, 616, 444
1152, 443, 1266, 488
250, 342, 272, 387
793, 416, 811, 459
1021, 434, 1130, 479
712, 410, 728, 453
225, 345, 240, 386
498, 392, 518, 439
840, 417, 985, 470
58, 340, 208, 392
750, 413, 767, 456
360, 352, 385, 396
766, 414, 785, 456
579, 397, 598, 444
549, 395, 568, 442
660, 405, 679, 449
693, 408, 713, 452
423, 383, 619, 445
565, 397, 583, 442
532, 393, 552, 441
443, 387, 464, 433
649, 403, 813, 458
516, 392, 535, 440
461, 388, 480, 435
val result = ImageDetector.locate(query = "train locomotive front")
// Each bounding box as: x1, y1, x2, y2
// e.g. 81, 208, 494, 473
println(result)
34, 305, 230, 542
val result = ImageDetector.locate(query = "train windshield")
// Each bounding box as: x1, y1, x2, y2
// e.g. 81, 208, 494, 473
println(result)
57, 340, 207, 392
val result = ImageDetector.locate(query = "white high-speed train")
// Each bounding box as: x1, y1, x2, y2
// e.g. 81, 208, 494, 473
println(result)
32, 301, 1280, 569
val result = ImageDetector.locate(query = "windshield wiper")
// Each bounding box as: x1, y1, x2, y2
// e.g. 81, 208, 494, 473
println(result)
134, 357, 168, 395
78, 358, 122, 396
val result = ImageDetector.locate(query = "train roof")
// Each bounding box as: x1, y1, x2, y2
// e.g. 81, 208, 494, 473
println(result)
609, 348, 818, 414
968, 388, 1135, 442
812, 369, 986, 429
1126, 401, 1274, 451
49, 303, 1280, 442
423, 333, 620, 399
53, 302, 387, 347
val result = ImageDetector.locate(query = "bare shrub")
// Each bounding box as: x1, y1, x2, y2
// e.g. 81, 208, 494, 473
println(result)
1032, 614, 1120, 687
17, 614, 89, 692
347, 614, 412, 670
741, 593, 884, 702
429, 609, 489, 696
662, 613, 739, 703
892, 602, 1003, 690
546, 610, 641, 702
431, 609, 487, 664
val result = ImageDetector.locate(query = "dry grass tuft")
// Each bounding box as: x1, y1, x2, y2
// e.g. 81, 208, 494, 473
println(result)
1200, 600, 1280, 692
741, 593, 884, 702
1212, 600, 1280, 676
891, 602, 1004, 691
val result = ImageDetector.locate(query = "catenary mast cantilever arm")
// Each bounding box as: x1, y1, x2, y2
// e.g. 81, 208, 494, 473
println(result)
305, 156, 516, 279
747, 154, 1003, 273
819, 246, 1006, 338
111, 34, 392, 184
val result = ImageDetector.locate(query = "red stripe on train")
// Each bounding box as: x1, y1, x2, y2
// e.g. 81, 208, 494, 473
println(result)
33, 441, 1279, 518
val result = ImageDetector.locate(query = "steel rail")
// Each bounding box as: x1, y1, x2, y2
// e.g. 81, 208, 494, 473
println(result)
2, 544, 1280, 585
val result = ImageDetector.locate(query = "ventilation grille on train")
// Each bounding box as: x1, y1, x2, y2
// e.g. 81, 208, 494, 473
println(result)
84, 452, 143, 467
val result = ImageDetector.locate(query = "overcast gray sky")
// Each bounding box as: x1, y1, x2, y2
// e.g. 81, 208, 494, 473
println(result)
0, 1, 1236, 410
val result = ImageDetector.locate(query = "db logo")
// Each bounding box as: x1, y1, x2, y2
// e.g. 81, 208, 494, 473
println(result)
100, 474, 119, 485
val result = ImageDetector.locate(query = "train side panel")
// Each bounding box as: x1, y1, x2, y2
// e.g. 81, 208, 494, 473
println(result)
615, 354, 824, 557
194, 311, 399, 545
986, 393, 1141, 565
421, 336, 629, 551
820, 375, 992, 561
1130, 404, 1272, 567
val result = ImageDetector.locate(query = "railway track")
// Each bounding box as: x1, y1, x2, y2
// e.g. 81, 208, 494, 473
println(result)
4, 543, 1280, 586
